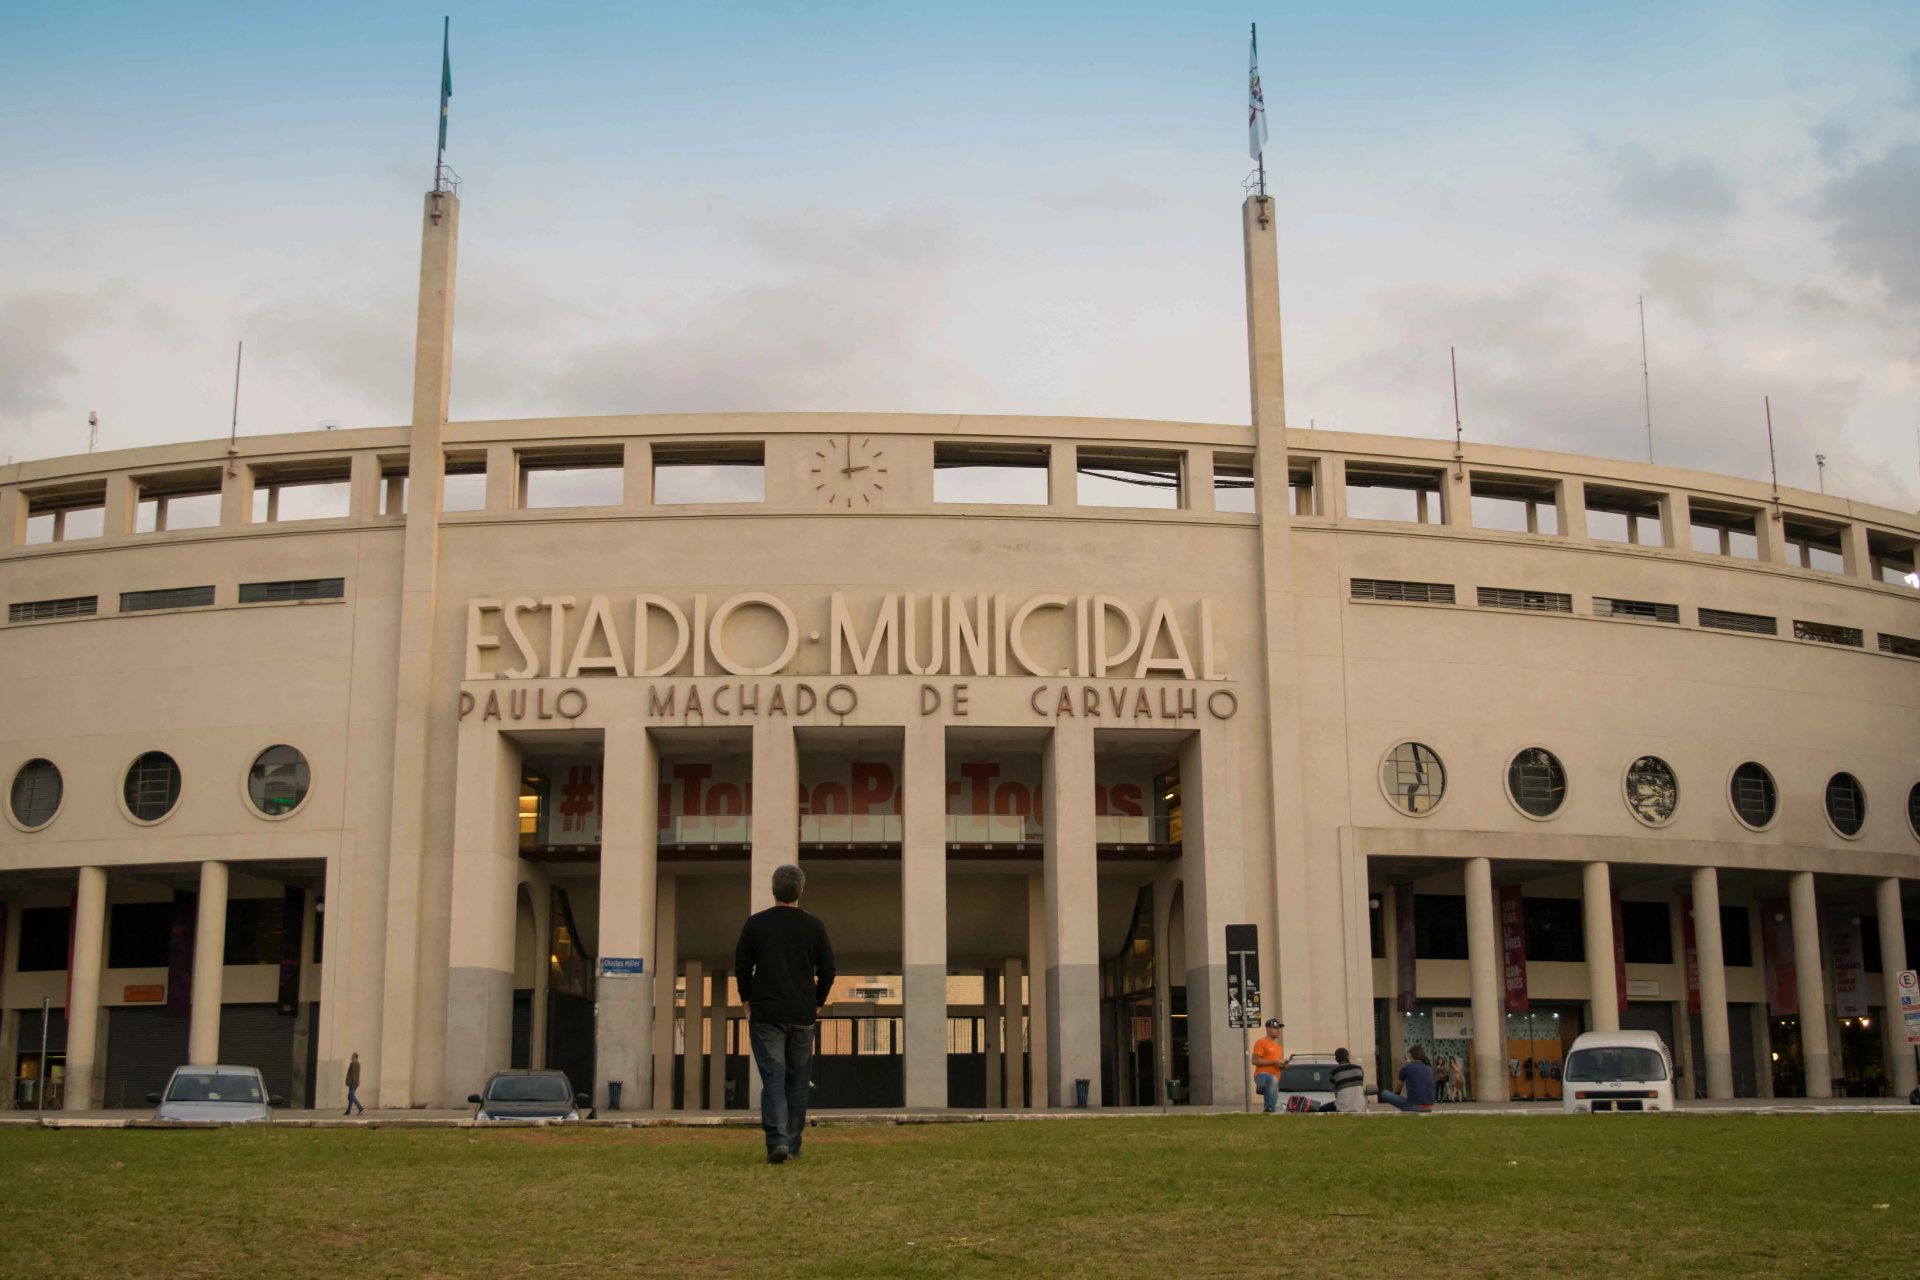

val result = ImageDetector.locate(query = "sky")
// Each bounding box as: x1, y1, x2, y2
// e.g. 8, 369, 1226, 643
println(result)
4, 2, 1919, 509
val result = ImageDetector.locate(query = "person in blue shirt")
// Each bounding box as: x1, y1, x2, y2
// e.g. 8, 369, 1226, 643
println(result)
1377, 1043, 1437, 1112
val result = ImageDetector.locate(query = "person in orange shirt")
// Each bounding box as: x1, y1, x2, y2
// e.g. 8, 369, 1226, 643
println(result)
1252, 1018, 1286, 1112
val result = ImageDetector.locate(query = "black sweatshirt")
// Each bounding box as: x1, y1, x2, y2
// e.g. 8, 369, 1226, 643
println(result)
733, 905, 836, 1026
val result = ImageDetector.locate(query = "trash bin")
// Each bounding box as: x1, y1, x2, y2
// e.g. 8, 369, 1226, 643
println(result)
1075, 1079, 1090, 1108
607, 1081, 623, 1111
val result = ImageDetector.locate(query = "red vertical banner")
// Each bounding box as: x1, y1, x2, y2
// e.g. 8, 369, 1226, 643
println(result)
1830, 910, 1867, 1018
1759, 897, 1797, 1017
1395, 887, 1417, 1014
1681, 895, 1701, 1016
1611, 890, 1629, 1014
1499, 884, 1528, 1014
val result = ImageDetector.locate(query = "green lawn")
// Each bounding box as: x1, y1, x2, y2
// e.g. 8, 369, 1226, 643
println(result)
1, 1115, 1915, 1278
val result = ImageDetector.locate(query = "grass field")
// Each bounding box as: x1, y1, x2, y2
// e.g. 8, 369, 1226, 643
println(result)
1, 1115, 1915, 1278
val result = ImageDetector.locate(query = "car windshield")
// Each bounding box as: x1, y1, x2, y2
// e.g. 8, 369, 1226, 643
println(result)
486, 1075, 571, 1102
1564, 1047, 1667, 1083
167, 1072, 264, 1103
1277, 1064, 1333, 1091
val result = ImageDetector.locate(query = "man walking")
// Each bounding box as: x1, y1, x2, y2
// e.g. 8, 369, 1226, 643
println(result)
735, 864, 835, 1164
344, 1052, 365, 1115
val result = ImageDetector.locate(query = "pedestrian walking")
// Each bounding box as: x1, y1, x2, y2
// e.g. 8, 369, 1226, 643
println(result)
734, 864, 835, 1165
344, 1052, 365, 1115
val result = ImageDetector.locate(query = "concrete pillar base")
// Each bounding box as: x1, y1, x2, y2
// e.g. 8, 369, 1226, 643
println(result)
444, 966, 515, 1103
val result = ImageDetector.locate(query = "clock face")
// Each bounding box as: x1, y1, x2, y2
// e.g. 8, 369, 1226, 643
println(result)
811, 435, 887, 509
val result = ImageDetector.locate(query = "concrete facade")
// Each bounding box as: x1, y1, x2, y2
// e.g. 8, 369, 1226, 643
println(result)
2, 192, 1917, 1113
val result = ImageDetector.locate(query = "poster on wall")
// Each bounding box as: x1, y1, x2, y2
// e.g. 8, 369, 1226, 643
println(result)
1830, 911, 1867, 1018
1432, 1008, 1473, 1041
1759, 898, 1797, 1017
1225, 924, 1261, 1028
1499, 885, 1528, 1014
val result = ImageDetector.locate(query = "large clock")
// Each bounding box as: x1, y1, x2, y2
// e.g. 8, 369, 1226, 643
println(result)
812, 434, 887, 508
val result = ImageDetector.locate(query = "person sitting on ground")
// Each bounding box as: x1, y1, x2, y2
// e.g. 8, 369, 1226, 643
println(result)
1251, 1019, 1286, 1113
1377, 1044, 1437, 1112
1313, 1047, 1368, 1113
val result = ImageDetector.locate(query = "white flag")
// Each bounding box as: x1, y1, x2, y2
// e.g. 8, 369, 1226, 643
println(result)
1248, 26, 1269, 161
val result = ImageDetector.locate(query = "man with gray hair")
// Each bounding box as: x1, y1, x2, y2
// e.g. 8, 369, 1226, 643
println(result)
734, 863, 836, 1164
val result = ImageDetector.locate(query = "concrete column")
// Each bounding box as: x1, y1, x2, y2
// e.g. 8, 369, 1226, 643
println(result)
1049, 443, 1078, 509
1842, 522, 1873, 579
62, 867, 108, 1110
377, 189, 460, 1108
682, 958, 705, 1110
596, 724, 659, 1112
1382, 884, 1406, 1081
1583, 862, 1621, 1033
983, 966, 1003, 1108
1178, 726, 1243, 1106
902, 717, 948, 1108
1557, 479, 1587, 540
442, 729, 522, 1105
1151, 872, 1175, 1101
1875, 878, 1915, 1098
349, 452, 382, 522
189, 861, 229, 1066
1692, 868, 1735, 1098
1186, 450, 1215, 514
749, 719, 797, 1113
707, 969, 728, 1110
652, 871, 678, 1111
1042, 719, 1099, 1107
1339, 829, 1376, 1080
1443, 465, 1471, 528
1003, 955, 1025, 1108
1026, 874, 1049, 1107
1464, 857, 1505, 1102
1788, 872, 1833, 1098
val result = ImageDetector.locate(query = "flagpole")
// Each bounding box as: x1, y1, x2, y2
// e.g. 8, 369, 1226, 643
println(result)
1253, 23, 1265, 198
435, 15, 451, 193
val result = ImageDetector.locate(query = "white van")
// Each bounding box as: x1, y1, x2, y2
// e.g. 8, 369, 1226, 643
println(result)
1562, 1030, 1675, 1113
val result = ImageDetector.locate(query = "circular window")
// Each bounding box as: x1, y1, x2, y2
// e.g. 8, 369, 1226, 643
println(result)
123, 751, 182, 823
247, 745, 311, 817
1729, 761, 1777, 830
1507, 748, 1567, 818
1381, 742, 1446, 815
8, 759, 63, 830
1910, 782, 1920, 841
1623, 756, 1679, 826
1823, 772, 1865, 838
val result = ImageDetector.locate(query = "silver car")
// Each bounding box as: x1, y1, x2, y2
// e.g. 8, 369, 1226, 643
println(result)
149, 1065, 281, 1122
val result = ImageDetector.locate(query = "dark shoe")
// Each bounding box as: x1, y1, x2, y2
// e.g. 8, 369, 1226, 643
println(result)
768, 1145, 789, 1165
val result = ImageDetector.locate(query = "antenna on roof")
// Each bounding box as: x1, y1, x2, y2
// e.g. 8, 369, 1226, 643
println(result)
1815, 453, 1826, 495
1450, 347, 1464, 477
1638, 296, 1654, 465
226, 341, 243, 476
88, 411, 98, 454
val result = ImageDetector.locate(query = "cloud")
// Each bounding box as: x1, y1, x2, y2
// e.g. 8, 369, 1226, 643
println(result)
1641, 251, 1771, 326
1608, 144, 1738, 221
0, 290, 106, 416
1810, 119, 1854, 169
1817, 142, 1920, 307
1907, 48, 1920, 108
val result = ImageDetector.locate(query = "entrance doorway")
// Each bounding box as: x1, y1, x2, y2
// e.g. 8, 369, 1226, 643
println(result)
545, 886, 595, 1098
1837, 1015, 1887, 1097
1504, 1006, 1581, 1101
1100, 887, 1157, 1107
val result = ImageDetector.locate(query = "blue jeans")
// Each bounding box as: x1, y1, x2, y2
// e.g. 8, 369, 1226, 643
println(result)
345, 1084, 363, 1114
749, 1021, 813, 1155
1255, 1073, 1281, 1112
1376, 1091, 1429, 1112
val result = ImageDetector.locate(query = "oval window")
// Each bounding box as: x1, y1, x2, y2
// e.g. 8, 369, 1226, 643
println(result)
1624, 756, 1678, 826
1382, 743, 1446, 815
124, 751, 182, 822
9, 759, 63, 829
1729, 761, 1776, 829
1823, 772, 1865, 837
1507, 748, 1567, 818
1909, 782, 1920, 840
248, 745, 311, 817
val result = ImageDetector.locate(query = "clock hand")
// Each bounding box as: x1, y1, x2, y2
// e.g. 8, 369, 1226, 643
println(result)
840, 465, 870, 475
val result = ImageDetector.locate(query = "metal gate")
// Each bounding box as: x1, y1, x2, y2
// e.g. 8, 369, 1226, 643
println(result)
216, 1003, 296, 1104
105, 1007, 190, 1109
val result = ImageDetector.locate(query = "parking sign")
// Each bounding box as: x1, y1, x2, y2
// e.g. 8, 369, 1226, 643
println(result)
1225, 924, 1260, 1028
1898, 970, 1920, 1047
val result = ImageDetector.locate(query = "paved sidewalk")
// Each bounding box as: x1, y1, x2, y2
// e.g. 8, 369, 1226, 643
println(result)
4, 1095, 1916, 1128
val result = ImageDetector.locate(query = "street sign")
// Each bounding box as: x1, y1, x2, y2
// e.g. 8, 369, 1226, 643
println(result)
1898, 970, 1920, 1047
600, 957, 644, 977
1225, 924, 1260, 1029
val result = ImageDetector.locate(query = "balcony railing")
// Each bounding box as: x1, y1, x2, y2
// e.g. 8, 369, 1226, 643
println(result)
1095, 814, 1173, 845
799, 813, 903, 844
661, 814, 752, 845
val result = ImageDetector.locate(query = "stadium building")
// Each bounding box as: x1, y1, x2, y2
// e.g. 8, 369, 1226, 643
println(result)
3, 185, 1917, 1115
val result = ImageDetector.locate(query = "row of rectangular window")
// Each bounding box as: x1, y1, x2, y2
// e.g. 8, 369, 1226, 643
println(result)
13, 897, 322, 973
7, 578, 343, 624
1355, 579, 1917, 657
